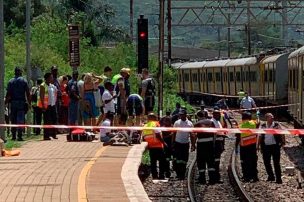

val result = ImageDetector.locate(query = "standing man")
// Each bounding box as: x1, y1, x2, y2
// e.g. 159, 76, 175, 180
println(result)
195, 119, 216, 184
140, 68, 156, 114
102, 66, 113, 82
211, 109, 225, 183
173, 109, 196, 180
5, 67, 31, 141
240, 92, 257, 110
38, 72, 58, 140
258, 113, 284, 184
67, 71, 80, 125
51, 66, 61, 116
142, 113, 166, 179
236, 112, 259, 182
31, 78, 43, 135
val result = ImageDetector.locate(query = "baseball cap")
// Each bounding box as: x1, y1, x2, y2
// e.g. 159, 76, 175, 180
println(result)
179, 109, 187, 115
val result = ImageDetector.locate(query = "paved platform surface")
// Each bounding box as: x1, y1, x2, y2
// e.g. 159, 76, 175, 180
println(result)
0, 136, 102, 202
86, 146, 130, 202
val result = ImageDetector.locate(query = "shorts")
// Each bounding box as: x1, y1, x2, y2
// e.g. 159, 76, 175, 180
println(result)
144, 96, 155, 114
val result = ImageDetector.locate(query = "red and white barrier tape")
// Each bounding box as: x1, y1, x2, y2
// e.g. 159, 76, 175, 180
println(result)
0, 124, 303, 135
229, 103, 299, 112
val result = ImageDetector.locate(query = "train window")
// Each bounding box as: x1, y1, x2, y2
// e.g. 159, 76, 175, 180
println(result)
236, 72, 241, 82
269, 70, 273, 82
208, 72, 213, 82
229, 72, 234, 82
264, 70, 268, 82
249, 72, 257, 82
215, 72, 221, 81
273, 70, 276, 82
184, 73, 189, 82
242, 71, 247, 81
192, 74, 198, 82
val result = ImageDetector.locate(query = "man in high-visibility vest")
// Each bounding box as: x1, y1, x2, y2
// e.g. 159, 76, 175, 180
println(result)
236, 112, 259, 182
142, 113, 166, 179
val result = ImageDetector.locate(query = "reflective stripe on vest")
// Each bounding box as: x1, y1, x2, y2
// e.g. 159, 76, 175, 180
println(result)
37, 83, 49, 108
240, 120, 257, 146
142, 121, 163, 148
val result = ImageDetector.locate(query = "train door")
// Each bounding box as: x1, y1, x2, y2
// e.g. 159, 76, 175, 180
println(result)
235, 66, 242, 93
298, 55, 304, 122
183, 69, 191, 93
214, 67, 221, 94
202, 69, 207, 94
268, 63, 275, 101
242, 66, 249, 94
192, 69, 199, 94
249, 66, 258, 97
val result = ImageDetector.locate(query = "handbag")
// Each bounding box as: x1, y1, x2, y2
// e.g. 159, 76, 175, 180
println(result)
93, 89, 102, 107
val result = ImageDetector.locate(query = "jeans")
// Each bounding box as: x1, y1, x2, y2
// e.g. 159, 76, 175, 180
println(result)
69, 100, 79, 125
10, 101, 26, 139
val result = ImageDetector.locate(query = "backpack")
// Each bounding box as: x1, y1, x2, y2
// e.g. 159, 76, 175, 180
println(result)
145, 78, 156, 96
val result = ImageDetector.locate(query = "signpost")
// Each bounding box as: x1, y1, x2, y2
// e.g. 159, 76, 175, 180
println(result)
68, 25, 80, 68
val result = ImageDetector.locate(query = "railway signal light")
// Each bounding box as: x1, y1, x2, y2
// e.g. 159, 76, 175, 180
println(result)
137, 15, 148, 74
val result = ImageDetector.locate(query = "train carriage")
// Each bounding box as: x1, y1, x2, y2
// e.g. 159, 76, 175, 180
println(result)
225, 57, 258, 97
288, 47, 304, 124
204, 59, 231, 95
261, 53, 289, 104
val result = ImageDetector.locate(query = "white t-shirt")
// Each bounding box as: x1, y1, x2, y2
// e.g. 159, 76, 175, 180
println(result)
240, 96, 256, 109
102, 89, 115, 113
48, 84, 57, 106
260, 122, 277, 145
174, 119, 193, 143
100, 119, 111, 138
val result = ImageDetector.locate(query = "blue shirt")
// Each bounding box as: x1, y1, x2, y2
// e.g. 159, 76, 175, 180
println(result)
6, 76, 29, 102
67, 79, 79, 102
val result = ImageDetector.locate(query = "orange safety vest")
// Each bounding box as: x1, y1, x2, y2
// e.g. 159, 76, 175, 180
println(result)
142, 121, 163, 149
37, 82, 49, 108
240, 120, 257, 147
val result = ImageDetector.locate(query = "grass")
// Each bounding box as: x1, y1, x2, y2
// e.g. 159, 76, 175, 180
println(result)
4, 134, 43, 150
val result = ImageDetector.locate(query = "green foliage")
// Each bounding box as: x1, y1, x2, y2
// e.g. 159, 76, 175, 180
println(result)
141, 150, 150, 165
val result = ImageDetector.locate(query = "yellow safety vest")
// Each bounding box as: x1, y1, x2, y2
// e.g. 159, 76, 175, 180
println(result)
142, 121, 163, 149
240, 120, 257, 147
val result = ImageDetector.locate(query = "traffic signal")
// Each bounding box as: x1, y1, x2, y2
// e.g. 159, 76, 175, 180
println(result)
137, 15, 148, 74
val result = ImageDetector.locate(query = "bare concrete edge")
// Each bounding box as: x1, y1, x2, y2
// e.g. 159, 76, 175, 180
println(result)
121, 142, 151, 202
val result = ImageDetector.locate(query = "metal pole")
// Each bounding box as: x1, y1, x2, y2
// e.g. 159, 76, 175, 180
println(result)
282, 0, 288, 46
218, 27, 221, 58
26, 0, 32, 136
227, 9, 231, 58
130, 0, 134, 41
158, 0, 165, 118
0, 0, 5, 141
247, 0, 251, 55
167, 0, 172, 66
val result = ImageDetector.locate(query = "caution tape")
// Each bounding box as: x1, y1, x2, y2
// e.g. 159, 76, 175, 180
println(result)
180, 89, 275, 98
0, 124, 303, 135
229, 103, 299, 112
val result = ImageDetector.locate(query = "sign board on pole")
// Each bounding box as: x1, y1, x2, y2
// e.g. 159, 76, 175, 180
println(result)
68, 25, 80, 67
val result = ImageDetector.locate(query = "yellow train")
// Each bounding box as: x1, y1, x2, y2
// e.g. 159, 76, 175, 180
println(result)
174, 46, 304, 131
175, 53, 289, 105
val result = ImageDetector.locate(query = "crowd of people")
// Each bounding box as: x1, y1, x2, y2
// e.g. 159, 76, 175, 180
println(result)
4, 66, 156, 141
3, 66, 285, 185
142, 98, 285, 185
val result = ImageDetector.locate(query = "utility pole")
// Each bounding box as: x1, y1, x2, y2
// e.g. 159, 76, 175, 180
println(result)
227, 5, 231, 58
130, 0, 134, 41
26, 0, 32, 136
158, 0, 165, 117
0, 0, 5, 141
167, 0, 172, 66
217, 27, 221, 58
247, 0, 251, 55
282, 0, 288, 46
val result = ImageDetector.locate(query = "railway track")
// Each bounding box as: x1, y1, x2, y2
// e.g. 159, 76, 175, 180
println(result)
187, 138, 249, 202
